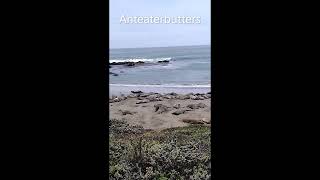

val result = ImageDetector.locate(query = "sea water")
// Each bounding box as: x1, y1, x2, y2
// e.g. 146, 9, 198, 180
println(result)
109, 45, 211, 95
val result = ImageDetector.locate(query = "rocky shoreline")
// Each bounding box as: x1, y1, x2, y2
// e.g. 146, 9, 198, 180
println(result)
110, 60, 169, 66
109, 60, 170, 76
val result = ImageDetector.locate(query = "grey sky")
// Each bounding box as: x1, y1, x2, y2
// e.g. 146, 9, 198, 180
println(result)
110, 0, 210, 49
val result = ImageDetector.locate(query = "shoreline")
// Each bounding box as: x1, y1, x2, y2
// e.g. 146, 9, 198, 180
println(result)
109, 84, 211, 97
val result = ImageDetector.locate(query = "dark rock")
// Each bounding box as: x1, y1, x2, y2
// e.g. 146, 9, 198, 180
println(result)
195, 93, 205, 96
167, 92, 178, 96
126, 62, 135, 66
131, 90, 143, 94
110, 61, 145, 66
158, 60, 169, 63
110, 62, 127, 65
109, 72, 119, 76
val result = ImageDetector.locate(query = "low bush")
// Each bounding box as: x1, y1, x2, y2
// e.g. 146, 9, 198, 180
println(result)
109, 119, 212, 180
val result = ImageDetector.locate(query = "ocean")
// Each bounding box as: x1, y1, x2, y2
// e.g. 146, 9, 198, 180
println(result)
109, 45, 211, 95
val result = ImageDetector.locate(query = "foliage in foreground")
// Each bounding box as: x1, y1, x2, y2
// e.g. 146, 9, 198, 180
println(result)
109, 119, 212, 180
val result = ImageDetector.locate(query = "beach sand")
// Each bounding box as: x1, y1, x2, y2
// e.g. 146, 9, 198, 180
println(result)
109, 92, 211, 130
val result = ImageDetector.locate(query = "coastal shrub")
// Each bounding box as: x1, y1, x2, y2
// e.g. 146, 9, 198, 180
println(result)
109, 119, 212, 179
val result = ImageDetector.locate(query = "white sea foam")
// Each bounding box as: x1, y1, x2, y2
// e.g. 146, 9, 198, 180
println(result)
109, 57, 172, 63
109, 83, 210, 88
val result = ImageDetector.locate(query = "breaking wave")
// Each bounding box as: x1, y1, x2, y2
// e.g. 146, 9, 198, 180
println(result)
109, 57, 172, 63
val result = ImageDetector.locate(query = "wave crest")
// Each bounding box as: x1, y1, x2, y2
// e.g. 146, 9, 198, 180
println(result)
109, 57, 172, 63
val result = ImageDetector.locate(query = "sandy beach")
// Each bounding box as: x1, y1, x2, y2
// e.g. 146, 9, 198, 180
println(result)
109, 91, 211, 130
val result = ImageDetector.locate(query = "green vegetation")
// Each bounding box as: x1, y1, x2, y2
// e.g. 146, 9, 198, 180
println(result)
109, 119, 212, 180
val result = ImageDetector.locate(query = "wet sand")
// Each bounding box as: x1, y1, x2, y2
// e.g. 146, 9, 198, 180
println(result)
110, 84, 211, 97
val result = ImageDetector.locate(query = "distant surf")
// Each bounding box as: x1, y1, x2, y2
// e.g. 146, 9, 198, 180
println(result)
110, 57, 172, 63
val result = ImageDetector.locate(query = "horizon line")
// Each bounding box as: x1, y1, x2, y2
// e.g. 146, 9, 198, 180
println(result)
110, 44, 210, 50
